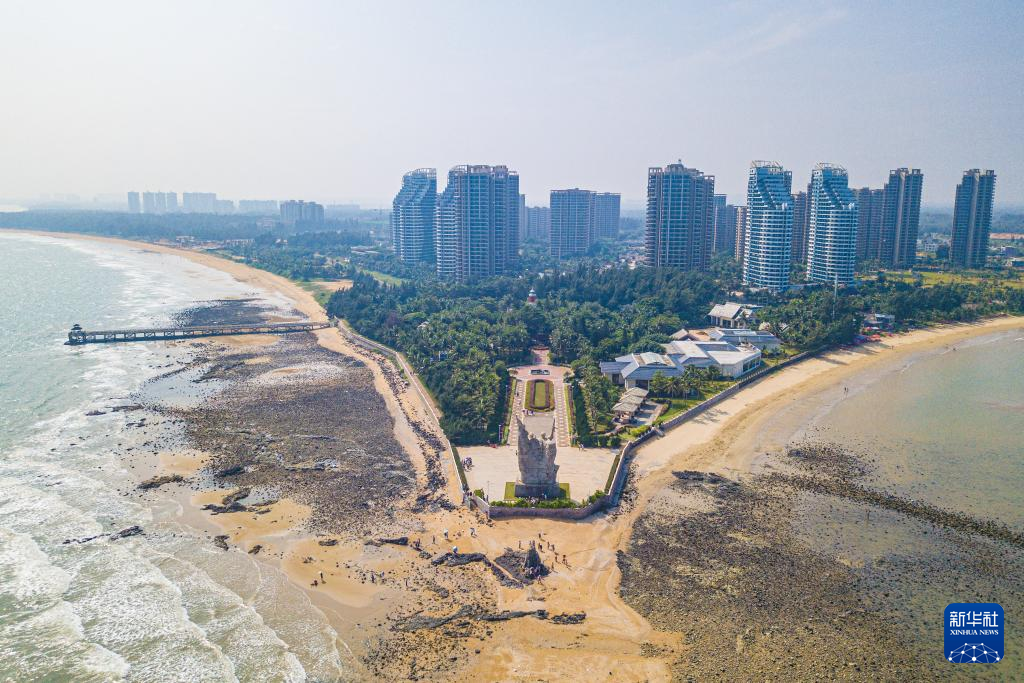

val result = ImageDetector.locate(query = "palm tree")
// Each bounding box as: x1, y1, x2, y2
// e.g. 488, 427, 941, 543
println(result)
649, 371, 670, 397
681, 366, 702, 398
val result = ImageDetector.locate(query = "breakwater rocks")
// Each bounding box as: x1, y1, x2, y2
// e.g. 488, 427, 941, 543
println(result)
348, 341, 452, 512
138, 474, 184, 490
778, 441, 1024, 548
772, 471, 1024, 548
394, 605, 585, 632
64, 525, 144, 545
620, 441, 1024, 680
787, 441, 874, 479
619, 468, 921, 679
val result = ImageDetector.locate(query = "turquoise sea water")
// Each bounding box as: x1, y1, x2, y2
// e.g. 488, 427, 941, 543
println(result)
793, 329, 1024, 676
0, 233, 345, 682
818, 330, 1024, 529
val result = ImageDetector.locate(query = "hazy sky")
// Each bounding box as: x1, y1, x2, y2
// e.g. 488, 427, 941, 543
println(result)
1, 1, 1021, 208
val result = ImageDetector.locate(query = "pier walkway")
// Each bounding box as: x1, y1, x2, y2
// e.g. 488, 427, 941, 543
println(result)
66, 321, 330, 345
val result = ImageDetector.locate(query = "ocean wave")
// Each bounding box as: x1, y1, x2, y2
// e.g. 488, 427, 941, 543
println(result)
0, 528, 130, 682
145, 541, 311, 682
0, 233, 335, 680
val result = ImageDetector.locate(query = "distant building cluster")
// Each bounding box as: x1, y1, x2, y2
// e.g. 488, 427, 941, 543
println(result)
280, 199, 325, 226
134, 156, 998, 282
546, 189, 619, 259
524, 205, 551, 243
391, 166, 621, 279
126, 191, 281, 216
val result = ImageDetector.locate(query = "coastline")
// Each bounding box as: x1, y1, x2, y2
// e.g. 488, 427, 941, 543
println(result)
9, 228, 1024, 680
614, 319, 1024, 678
629, 315, 1024, 503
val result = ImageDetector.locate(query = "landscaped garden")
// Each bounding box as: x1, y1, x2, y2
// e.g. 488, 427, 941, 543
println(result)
525, 378, 554, 411
490, 485, 607, 509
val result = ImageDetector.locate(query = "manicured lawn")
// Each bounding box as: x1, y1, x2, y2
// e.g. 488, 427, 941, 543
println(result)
526, 379, 554, 411
297, 280, 342, 307
881, 269, 1024, 290
653, 398, 699, 424
650, 379, 736, 426
357, 268, 407, 285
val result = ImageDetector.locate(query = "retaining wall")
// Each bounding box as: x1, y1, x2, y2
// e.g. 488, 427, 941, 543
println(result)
657, 350, 817, 432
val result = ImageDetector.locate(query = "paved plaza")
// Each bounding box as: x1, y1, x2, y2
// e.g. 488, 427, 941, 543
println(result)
461, 443, 616, 503
461, 349, 616, 503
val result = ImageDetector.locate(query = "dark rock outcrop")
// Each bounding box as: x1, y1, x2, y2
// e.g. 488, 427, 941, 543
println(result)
139, 474, 184, 490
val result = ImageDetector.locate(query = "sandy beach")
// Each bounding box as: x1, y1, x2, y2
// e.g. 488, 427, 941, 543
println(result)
628, 315, 1024, 504
14, 229, 1024, 681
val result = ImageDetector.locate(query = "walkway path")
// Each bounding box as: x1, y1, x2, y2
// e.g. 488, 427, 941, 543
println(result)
508, 352, 572, 448
506, 376, 526, 448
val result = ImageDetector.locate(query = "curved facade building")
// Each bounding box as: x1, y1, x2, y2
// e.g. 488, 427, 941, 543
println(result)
807, 163, 858, 286
951, 169, 996, 269
392, 168, 437, 264
742, 161, 792, 291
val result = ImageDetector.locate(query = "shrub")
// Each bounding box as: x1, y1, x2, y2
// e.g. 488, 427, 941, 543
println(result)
491, 496, 579, 509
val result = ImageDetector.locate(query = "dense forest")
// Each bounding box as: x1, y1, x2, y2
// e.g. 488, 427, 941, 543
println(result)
221, 231, 372, 280
329, 260, 1024, 445
326, 263, 735, 444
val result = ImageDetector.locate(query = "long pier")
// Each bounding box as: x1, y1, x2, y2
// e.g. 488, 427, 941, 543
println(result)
66, 321, 331, 345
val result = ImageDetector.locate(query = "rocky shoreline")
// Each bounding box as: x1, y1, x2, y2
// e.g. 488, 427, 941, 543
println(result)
128, 299, 584, 680
155, 299, 418, 535
618, 441, 1024, 680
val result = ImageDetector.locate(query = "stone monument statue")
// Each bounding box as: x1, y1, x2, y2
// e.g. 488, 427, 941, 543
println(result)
513, 417, 561, 499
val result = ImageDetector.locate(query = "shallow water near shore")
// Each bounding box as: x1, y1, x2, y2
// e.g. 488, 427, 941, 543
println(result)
0, 233, 348, 681
793, 329, 1024, 674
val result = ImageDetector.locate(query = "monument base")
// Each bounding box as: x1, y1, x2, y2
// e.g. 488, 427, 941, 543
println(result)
514, 482, 564, 499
